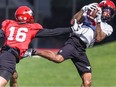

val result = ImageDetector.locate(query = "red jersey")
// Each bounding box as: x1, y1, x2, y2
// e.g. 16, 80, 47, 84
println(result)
2, 20, 43, 59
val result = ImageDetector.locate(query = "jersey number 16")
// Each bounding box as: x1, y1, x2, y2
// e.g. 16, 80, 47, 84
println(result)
8, 27, 28, 42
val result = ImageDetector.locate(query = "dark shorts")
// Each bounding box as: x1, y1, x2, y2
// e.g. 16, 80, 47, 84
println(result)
58, 44, 91, 76
0, 51, 16, 81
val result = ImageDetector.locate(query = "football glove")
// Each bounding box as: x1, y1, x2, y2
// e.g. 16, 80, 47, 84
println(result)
71, 19, 79, 32
82, 3, 98, 12
96, 7, 102, 23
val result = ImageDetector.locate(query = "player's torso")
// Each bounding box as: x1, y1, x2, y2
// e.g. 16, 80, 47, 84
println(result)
73, 19, 112, 48
74, 15, 96, 48
69, 26, 95, 48
2, 20, 42, 57
72, 11, 113, 48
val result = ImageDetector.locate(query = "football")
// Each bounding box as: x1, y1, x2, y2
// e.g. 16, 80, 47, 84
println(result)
87, 8, 98, 19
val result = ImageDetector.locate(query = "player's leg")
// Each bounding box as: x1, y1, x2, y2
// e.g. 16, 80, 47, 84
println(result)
0, 52, 7, 87
34, 49, 65, 63
71, 51, 92, 87
0, 51, 17, 87
35, 44, 74, 63
0, 76, 8, 87
0, 69, 12, 87
9, 71, 18, 87
81, 73, 92, 87
23, 48, 64, 63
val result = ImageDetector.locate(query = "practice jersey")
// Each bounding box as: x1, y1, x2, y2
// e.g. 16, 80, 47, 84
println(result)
73, 12, 113, 48
2, 20, 43, 58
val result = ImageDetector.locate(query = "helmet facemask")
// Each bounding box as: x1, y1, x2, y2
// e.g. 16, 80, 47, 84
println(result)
99, 0, 116, 22
15, 6, 34, 23
101, 6, 116, 22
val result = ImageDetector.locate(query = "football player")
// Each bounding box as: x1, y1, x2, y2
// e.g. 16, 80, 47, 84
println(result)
0, 6, 77, 87
23, 0, 115, 87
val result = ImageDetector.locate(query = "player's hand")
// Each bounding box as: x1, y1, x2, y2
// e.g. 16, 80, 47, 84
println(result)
96, 7, 102, 23
71, 19, 79, 32
82, 3, 98, 12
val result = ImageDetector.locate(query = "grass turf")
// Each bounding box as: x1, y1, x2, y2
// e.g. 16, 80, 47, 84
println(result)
7, 41, 116, 87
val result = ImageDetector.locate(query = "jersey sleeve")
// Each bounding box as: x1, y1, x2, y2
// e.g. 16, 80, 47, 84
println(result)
30, 23, 43, 38
1, 20, 11, 31
35, 27, 72, 37
104, 25, 113, 36
101, 22, 113, 37
32, 23, 43, 30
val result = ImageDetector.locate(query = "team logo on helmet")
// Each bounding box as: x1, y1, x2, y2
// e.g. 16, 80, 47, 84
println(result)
15, 6, 34, 23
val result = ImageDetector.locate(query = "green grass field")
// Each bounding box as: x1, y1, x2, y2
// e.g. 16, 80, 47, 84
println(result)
7, 41, 116, 87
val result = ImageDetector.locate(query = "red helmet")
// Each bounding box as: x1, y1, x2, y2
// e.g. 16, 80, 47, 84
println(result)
99, 0, 116, 21
99, 0, 116, 10
15, 6, 34, 23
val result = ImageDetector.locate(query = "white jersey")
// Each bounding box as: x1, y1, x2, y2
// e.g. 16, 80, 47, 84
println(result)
74, 15, 113, 48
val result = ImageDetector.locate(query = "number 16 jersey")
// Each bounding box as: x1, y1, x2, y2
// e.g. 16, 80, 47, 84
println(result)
1, 20, 43, 58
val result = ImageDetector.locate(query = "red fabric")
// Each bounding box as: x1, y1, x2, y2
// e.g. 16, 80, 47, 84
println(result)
2, 19, 43, 59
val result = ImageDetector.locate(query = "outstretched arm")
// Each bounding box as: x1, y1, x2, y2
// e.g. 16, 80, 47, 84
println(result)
71, 3, 98, 25
35, 27, 72, 38
70, 10, 84, 25
35, 19, 80, 38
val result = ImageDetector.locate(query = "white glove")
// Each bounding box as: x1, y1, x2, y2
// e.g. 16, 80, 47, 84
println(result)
96, 7, 102, 23
82, 3, 98, 12
22, 49, 33, 58
71, 19, 79, 32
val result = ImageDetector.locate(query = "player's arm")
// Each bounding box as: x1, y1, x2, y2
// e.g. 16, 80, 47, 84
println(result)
95, 7, 107, 42
71, 3, 98, 25
35, 27, 72, 37
35, 20, 80, 38
70, 10, 84, 25
95, 23, 107, 42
